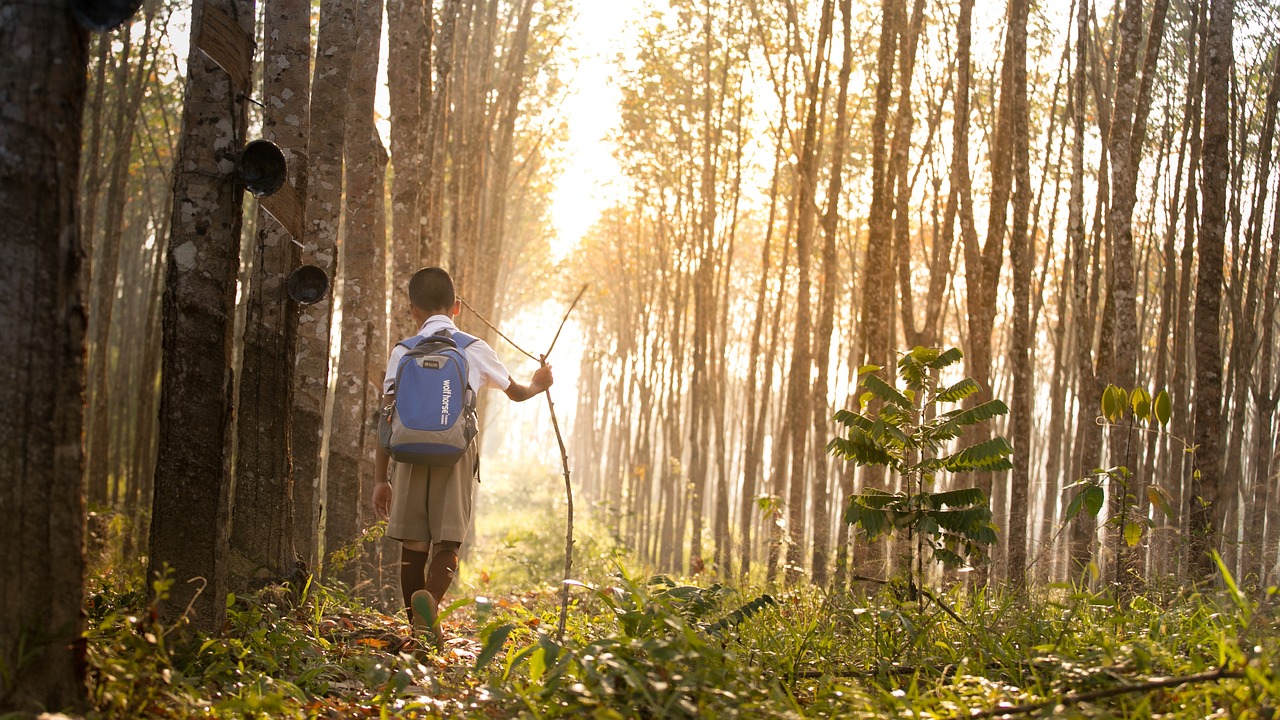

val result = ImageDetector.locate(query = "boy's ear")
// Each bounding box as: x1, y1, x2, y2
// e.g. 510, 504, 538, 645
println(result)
451, 299, 461, 316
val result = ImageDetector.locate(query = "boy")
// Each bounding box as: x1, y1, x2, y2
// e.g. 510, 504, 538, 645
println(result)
373, 267, 553, 643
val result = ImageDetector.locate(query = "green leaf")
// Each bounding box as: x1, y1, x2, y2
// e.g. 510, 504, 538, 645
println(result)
1101, 385, 1127, 423
1147, 484, 1175, 518
898, 352, 928, 391
943, 437, 1014, 472
1124, 522, 1143, 547
828, 436, 895, 466
927, 487, 987, 509
1082, 485, 1105, 517
857, 364, 882, 376
476, 624, 514, 672
1154, 389, 1172, 427
862, 373, 912, 409
936, 400, 1009, 437
927, 347, 964, 370
936, 378, 980, 403
1064, 490, 1086, 521
1130, 387, 1152, 422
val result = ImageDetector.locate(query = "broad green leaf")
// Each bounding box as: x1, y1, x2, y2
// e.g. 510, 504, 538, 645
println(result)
1083, 485, 1105, 517
862, 373, 912, 409
857, 364, 882, 375
1064, 490, 1086, 521
1154, 390, 1172, 427
936, 378, 980, 403
1130, 387, 1152, 422
859, 391, 874, 411
476, 623, 514, 671
1147, 484, 1175, 518
1101, 385, 1126, 423
1123, 522, 1143, 547
927, 347, 964, 370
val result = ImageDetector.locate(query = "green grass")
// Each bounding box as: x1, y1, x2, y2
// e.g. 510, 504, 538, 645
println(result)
80, 538, 1279, 719
76, 459, 1277, 718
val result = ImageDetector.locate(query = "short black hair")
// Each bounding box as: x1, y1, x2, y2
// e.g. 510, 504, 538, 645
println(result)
409, 267, 455, 313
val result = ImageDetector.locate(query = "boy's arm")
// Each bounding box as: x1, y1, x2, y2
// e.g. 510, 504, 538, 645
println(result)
503, 363, 554, 402
373, 394, 393, 519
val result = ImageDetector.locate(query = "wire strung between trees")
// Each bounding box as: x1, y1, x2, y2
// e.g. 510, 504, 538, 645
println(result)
458, 285, 588, 643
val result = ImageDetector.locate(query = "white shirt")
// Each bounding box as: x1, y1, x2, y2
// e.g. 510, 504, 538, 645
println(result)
383, 315, 512, 395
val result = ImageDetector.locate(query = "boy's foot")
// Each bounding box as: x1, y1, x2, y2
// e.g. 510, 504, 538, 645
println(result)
411, 589, 442, 651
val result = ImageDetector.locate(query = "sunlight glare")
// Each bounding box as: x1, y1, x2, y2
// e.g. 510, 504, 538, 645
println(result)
546, 0, 645, 263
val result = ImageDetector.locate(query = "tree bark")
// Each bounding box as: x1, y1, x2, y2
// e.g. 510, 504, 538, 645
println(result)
327, 0, 388, 587
293, 0, 356, 573
149, 0, 255, 632
1189, 0, 1234, 582
0, 1, 89, 710
811, 0, 854, 587
229, 0, 311, 591
784, 0, 834, 583
1006, 0, 1031, 587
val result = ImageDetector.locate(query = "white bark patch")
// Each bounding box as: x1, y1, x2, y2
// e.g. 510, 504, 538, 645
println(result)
172, 241, 199, 270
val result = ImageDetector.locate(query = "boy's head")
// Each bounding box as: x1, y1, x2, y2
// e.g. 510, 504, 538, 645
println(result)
409, 267, 457, 316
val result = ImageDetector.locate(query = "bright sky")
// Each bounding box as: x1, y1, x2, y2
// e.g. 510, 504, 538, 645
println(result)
546, 0, 645, 261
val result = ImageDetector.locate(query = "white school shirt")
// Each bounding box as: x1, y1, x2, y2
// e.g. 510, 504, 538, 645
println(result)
383, 315, 512, 395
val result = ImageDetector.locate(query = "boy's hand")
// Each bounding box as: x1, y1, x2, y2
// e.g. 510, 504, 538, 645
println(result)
373, 481, 392, 520
532, 363, 554, 392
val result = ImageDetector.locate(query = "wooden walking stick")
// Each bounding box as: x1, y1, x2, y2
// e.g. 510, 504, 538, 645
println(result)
460, 284, 588, 643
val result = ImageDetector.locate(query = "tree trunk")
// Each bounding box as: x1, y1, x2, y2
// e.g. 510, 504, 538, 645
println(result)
1067, 0, 1098, 578
328, 0, 388, 587
386, 0, 424, 336
1189, 0, 1234, 582
0, 2, 89, 710
1006, 0, 1031, 587
149, 0, 255, 632
784, 0, 834, 583
228, 0, 311, 591
293, 0, 356, 573
811, 0, 854, 588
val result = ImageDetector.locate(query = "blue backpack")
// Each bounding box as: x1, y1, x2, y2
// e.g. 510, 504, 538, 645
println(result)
377, 330, 479, 466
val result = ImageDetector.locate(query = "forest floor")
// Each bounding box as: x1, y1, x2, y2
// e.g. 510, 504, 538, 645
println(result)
80, 519, 1279, 719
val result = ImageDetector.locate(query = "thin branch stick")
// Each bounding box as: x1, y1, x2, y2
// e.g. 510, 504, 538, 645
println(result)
544, 284, 588, 360
455, 288, 588, 644
548, 392, 573, 643
966, 666, 1244, 719
457, 296, 539, 363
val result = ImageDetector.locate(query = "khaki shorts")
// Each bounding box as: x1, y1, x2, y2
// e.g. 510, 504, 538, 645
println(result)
385, 444, 478, 545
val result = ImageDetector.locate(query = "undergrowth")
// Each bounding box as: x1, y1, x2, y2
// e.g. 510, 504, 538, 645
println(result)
78, 549, 1279, 719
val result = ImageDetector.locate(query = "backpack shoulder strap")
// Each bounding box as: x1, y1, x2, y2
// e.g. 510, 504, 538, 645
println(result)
451, 331, 479, 350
